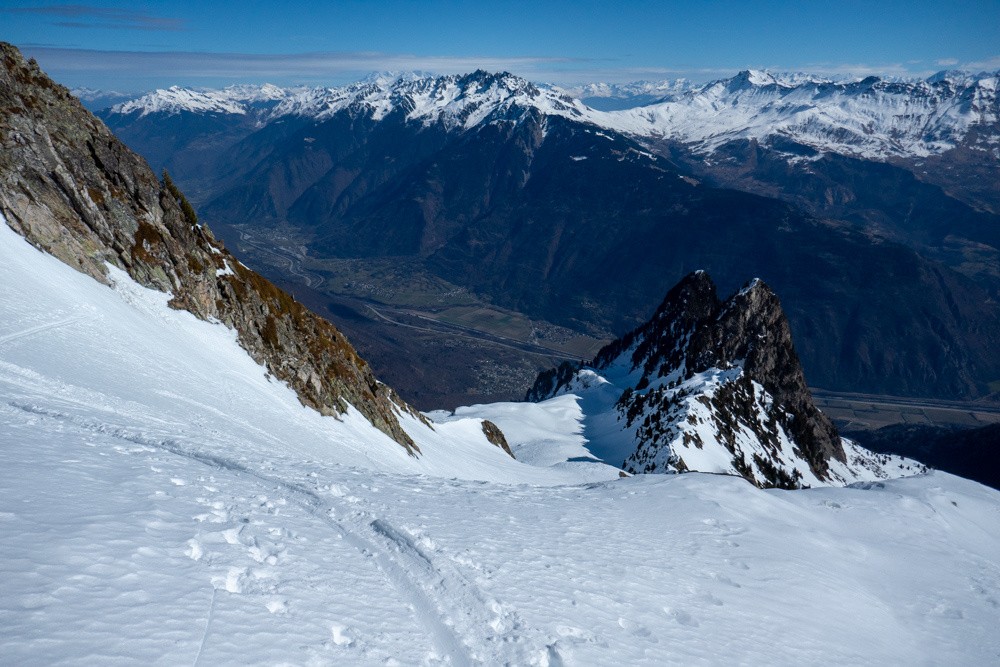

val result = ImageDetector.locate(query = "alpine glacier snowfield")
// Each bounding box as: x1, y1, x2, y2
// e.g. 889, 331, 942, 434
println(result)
2, 218, 1000, 665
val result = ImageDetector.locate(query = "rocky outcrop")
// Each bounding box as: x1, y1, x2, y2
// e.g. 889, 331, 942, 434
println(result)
0, 43, 424, 452
481, 420, 514, 458
528, 271, 848, 488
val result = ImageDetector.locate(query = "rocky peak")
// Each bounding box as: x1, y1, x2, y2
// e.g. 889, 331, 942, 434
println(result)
0, 42, 425, 452
698, 277, 844, 475
457, 70, 540, 96
527, 271, 846, 488
594, 270, 718, 376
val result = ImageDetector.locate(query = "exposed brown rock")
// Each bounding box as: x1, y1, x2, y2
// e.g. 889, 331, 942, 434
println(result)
481, 419, 514, 458
0, 42, 422, 452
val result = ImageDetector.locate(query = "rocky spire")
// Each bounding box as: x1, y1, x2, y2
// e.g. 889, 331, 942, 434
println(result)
528, 271, 845, 488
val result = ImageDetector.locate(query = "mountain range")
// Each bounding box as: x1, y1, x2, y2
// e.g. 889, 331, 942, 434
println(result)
106, 68, 1000, 163
98, 69, 1000, 407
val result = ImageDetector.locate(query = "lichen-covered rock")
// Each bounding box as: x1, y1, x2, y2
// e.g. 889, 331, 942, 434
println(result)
0, 42, 422, 452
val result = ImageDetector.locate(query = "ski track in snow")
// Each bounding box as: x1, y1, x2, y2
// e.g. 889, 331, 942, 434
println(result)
0, 316, 84, 346
192, 587, 218, 667
3, 397, 541, 665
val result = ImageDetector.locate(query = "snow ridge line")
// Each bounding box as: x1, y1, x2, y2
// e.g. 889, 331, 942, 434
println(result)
4, 400, 542, 665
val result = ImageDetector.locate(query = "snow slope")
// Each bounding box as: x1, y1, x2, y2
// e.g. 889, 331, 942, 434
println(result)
2, 217, 1000, 664
0, 217, 613, 486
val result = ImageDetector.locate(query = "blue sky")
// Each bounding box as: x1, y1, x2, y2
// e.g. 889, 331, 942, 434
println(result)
5, 0, 1000, 91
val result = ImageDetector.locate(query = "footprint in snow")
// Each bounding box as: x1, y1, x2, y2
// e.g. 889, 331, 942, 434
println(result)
214, 566, 277, 595
329, 624, 354, 647
663, 607, 699, 627
266, 599, 288, 615
555, 625, 593, 643
618, 617, 654, 638
697, 591, 725, 606
248, 541, 285, 565
185, 539, 204, 561
712, 573, 742, 591
726, 558, 750, 571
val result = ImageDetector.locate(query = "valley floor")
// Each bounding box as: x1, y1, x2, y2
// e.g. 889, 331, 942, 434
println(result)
2, 220, 999, 665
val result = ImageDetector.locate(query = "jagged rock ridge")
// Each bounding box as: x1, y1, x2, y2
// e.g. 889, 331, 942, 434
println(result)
528, 272, 911, 489
0, 43, 425, 452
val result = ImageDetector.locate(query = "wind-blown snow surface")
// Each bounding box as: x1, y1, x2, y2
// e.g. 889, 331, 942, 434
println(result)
2, 218, 1000, 665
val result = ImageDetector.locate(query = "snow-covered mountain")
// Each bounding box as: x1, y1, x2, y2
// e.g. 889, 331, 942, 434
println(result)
527, 271, 922, 488
107, 67, 1000, 161
4, 41, 1000, 666
112, 83, 290, 117
606, 69, 1000, 160
98, 68, 1000, 405
111, 71, 597, 131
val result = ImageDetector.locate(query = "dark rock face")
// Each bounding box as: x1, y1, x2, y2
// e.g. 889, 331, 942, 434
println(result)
0, 43, 421, 452
707, 278, 844, 475
660, 137, 1000, 294
529, 272, 844, 487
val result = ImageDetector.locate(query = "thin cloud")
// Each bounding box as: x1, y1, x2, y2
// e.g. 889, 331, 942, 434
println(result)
3, 4, 185, 31
786, 62, 916, 78
20, 46, 584, 86
17, 46, 750, 87
16, 46, 999, 91
961, 55, 1000, 71
936, 58, 959, 66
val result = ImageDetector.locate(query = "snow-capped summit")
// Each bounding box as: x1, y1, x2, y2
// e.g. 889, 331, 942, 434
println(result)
731, 69, 782, 88
104, 66, 1000, 160
108, 71, 595, 130
103, 62, 1000, 160
268, 69, 594, 130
